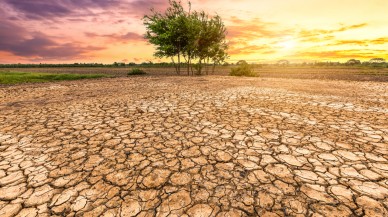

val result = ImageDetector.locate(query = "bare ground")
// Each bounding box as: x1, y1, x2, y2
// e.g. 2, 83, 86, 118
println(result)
0, 76, 387, 216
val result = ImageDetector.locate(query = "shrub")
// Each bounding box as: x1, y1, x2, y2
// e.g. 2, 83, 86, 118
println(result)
229, 62, 257, 77
128, 68, 146, 76
236, 60, 248, 65
193, 63, 203, 75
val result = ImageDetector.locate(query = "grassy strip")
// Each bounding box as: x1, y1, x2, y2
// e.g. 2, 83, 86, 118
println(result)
0, 72, 108, 85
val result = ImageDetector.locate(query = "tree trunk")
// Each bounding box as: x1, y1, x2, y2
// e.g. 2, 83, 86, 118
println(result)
187, 57, 190, 76
198, 59, 202, 75
206, 58, 210, 75
177, 50, 181, 75
183, 54, 189, 76
171, 57, 178, 75
212, 62, 216, 74
191, 61, 194, 76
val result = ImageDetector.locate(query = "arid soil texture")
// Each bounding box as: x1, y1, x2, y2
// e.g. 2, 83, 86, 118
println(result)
0, 76, 387, 216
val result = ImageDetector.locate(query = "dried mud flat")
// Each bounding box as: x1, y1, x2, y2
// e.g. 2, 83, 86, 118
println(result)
0, 76, 387, 217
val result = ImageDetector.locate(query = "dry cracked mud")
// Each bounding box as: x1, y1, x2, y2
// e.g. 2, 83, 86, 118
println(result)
0, 76, 387, 217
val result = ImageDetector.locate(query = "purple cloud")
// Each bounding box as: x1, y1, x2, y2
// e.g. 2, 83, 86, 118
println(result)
0, 0, 168, 61
85, 31, 145, 43
129, 0, 170, 16
0, 19, 103, 59
3, 0, 168, 20
4, 0, 72, 19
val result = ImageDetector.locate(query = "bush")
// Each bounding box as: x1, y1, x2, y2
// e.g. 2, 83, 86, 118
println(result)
229, 62, 257, 77
128, 68, 146, 76
193, 63, 203, 75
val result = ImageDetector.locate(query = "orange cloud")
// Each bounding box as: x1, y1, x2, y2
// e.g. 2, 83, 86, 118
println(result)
227, 17, 285, 40
85, 32, 145, 44
228, 45, 273, 55
370, 37, 388, 44
298, 23, 367, 39
296, 49, 386, 59
226, 17, 288, 57
333, 40, 368, 46
333, 37, 388, 46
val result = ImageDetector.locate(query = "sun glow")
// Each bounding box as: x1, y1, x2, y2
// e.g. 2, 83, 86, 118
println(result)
278, 38, 297, 50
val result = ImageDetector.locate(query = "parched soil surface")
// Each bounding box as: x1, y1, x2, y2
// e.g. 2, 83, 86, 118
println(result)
0, 76, 387, 217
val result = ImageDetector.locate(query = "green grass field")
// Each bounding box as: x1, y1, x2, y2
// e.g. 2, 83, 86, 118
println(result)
0, 72, 108, 85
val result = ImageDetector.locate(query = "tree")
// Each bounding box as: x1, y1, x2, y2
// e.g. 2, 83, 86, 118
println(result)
346, 59, 361, 65
236, 60, 248, 65
143, 1, 188, 74
369, 58, 386, 64
210, 42, 228, 74
181, 6, 201, 75
277, 60, 289, 65
189, 12, 228, 75
143, 0, 228, 76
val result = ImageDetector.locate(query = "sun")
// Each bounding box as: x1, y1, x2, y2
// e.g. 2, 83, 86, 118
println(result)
278, 37, 297, 50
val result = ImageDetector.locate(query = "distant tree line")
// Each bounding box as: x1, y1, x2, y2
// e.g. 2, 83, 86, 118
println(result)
1, 59, 385, 69
310, 58, 387, 67
0, 62, 232, 68
0, 63, 105, 68
0, 62, 181, 68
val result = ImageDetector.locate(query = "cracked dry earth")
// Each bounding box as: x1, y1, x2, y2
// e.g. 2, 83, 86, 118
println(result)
0, 76, 387, 217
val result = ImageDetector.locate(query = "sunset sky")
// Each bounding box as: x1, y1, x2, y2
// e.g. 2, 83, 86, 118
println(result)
0, 0, 387, 64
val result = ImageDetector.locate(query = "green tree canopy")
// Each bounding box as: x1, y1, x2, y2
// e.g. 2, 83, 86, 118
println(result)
143, 0, 228, 75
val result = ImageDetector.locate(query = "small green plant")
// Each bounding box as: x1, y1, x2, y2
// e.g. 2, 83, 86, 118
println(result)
229, 62, 257, 77
128, 68, 146, 76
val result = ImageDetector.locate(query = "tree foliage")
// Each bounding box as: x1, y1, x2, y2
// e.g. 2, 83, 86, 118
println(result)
369, 58, 386, 64
346, 59, 361, 65
143, 0, 228, 75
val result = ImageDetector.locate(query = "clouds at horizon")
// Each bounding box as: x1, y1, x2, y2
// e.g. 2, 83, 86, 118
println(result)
3, 0, 168, 19
0, 7, 104, 61
0, 0, 157, 62
0, 0, 387, 63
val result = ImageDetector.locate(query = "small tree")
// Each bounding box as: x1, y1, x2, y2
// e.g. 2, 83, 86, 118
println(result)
191, 12, 227, 75
210, 42, 228, 74
183, 9, 201, 75
236, 60, 248, 65
207, 15, 228, 74
143, 1, 189, 75
346, 59, 361, 65
369, 58, 386, 64
277, 60, 289, 65
143, 0, 228, 76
